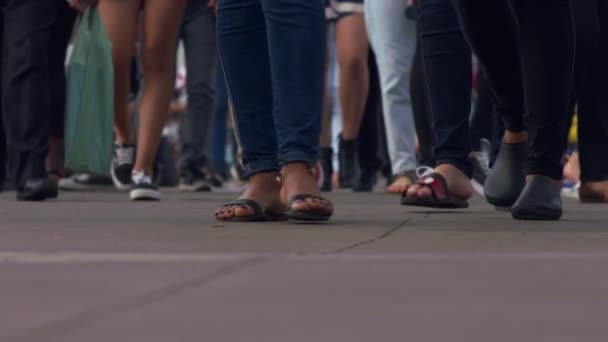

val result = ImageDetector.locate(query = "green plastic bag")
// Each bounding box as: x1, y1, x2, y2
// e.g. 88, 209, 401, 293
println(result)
64, 7, 114, 176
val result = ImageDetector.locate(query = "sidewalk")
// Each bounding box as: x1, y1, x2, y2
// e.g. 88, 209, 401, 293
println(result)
1, 190, 607, 341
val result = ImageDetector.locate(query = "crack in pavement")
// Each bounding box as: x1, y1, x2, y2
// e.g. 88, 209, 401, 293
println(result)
8, 256, 271, 342
323, 218, 415, 254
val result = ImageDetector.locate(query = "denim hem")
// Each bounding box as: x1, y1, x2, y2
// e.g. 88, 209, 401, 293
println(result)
278, 150, 317, 167
243, 159, 280, 179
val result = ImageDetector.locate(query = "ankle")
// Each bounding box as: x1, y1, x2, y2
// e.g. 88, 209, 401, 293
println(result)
434, 164, 469, 180
249, 171, 282, 189
504, 130, 528, 144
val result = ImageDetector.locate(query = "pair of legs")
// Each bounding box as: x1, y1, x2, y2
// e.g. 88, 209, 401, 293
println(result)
99, 0, 186, 177
177, 1, 217, 190
364, 0, 419, 193
215, 0, 333, 221
407, 0, 574, 218
1, 0, 70, 199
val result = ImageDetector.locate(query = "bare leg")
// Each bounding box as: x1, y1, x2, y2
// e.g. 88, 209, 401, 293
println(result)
335, 14, 369, 140
98, 0, 141, 145
135, 0, 187, 175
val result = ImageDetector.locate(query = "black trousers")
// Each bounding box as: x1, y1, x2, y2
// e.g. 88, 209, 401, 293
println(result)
358, 49, 384, 172
574, 0, 608, 182
416, 0, 473, 176
410, 36, 435, 168
452, 0, 576, 181
1, 0, 75, 189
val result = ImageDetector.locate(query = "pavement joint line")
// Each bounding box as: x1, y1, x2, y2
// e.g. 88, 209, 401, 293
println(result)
8, 256, 273, 342
3, 252, 608, 265
0, 252, 264, 264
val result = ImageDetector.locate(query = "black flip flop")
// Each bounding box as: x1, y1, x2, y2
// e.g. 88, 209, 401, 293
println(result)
285, 194, 333, 222
400, 173, 469, 209
216, 199, 286, 222
511, 176, 562, 220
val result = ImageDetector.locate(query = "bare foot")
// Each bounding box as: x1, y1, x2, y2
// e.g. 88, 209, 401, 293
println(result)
405, 164, 473, 201
281, 162, 333, 216
563, 152, 580, 183
215, 172, 284, 221
386, 174, 415, 194
579, 181, 608, 203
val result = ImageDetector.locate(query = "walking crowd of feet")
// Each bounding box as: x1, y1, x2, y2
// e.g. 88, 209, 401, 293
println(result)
1, 0, 607, 223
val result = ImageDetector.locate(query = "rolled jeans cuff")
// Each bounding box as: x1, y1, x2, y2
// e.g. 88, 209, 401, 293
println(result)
279, 150, 317, 168
243, 158, 280, 179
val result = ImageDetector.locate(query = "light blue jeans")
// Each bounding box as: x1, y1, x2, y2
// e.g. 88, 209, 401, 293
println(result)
364, 0, 418, 175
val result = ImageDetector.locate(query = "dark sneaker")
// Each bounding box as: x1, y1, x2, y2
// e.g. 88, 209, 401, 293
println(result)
130, 170, 160, 201
178, 169, 211, 192
208, 172, 225, 188
59, 173, 113, 191
111, 144, 135, 191
17, 178, 58, 201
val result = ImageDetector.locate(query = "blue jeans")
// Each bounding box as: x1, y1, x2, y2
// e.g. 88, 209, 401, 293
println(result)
217, 0, 325, 177
417, 0, 473, 176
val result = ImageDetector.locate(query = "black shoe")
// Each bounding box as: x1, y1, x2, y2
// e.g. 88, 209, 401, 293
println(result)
208, 172, 225, 188
318, 147, 333, 192
512, 176, 562, 220
338, 134, 359, 189
111, 144, 135, 191
484, 142, 528, 208
130, 171, 160, 201
17, 178, 58, 201
353, 169, 376, 192
179, 168, 212, 192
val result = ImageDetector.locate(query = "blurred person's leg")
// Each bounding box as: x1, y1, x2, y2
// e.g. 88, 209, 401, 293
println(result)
402, 0, 473, 208
98, 0, 141, 190
46, 0, 77, 180
216, 0, 332, 222
178, 1, 217, 192
2, 0, 58, 200
365, 0, 419, 194
454, 0, 575, 220
319, 24, 337, 192
208, 57, 229, 183
131, 0, 187, 200
335, 8, 369, 189
0, 10, 5, 191
578, 0, 608, 202
410, 35, 435, 168
468, 68, 494, 187
469, 69, 493, 151
353, 48, 381, 192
